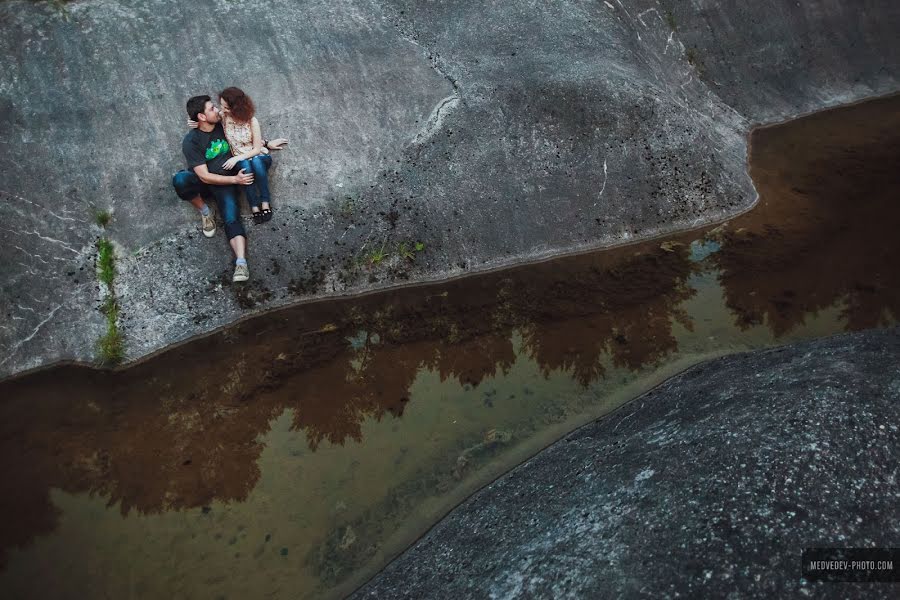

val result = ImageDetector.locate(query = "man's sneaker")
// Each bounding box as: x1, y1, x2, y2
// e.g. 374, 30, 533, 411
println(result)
233, 263, 250, 282
201, 212, 216, 238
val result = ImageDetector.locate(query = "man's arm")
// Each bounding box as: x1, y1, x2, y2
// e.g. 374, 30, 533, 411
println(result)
183, 135, 249, 185
186, 121, 288, 150
192, 164, 254, 186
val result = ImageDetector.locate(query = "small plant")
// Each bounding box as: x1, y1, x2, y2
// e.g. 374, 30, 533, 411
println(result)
396, 241, 426, 261
94, 209, 112, 228
98, 296, 124, 365
368, 243, 388, 265
664, 10, 677, 31
397, 242, 415, 261
97, 238, 115, 286
95, 231, 124, 365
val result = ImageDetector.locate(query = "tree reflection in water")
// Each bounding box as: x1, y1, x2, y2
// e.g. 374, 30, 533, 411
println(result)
712, 93, 900, 336
0, 235, 700, 566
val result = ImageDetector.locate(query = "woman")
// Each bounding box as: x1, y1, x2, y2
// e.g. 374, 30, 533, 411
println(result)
190, 87, 287, 224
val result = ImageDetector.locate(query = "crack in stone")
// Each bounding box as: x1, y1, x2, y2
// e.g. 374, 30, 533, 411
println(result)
1, 189, 82, 223
664, 30, 676, 55
614, 0, 632, 20
412, 94, 461, 145
13, 245, 48, 264
375, 0, 461, 92
0, 303, 64, 368
1, 227, 81, 254
637, 8, 661, 29
597, 159, 609, 202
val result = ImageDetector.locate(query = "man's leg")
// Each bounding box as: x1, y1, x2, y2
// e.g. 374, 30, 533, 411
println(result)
172, 170, 216, 237
211, 184, 250, 282
188, 196, 206, 212
230, 233, 247, 261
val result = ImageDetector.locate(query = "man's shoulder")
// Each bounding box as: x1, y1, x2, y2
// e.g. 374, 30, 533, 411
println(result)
182, 129, 203, 145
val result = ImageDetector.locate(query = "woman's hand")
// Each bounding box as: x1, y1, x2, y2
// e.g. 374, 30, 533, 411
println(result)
187, 119, 198, 129
223, 156, 240, 171
267, 138, 289, 151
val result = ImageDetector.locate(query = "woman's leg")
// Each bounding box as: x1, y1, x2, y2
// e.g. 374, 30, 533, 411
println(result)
249, 155, 273, 210
236, 159, 260, 212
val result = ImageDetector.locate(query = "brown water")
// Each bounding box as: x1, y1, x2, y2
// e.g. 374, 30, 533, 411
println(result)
2, 94, 898, 599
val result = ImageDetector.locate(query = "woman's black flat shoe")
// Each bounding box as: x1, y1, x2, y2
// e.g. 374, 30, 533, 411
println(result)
261, 207, 273, 223
252, 211, 265, 225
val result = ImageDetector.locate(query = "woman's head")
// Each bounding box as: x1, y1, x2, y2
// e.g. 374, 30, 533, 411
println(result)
218, 87, 255, 123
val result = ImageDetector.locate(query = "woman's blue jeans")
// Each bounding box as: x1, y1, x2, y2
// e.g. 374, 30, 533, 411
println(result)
236, 154, 273, 210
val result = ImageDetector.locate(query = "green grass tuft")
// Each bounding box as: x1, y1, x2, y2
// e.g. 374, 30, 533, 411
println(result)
368, 244, 387, 265
95, 235, 123, 365
98, 296, 124, 365
397, 241, 426, 261
94, 209, 112, 228
97, 238, 115, 287
397, 242, 415, 261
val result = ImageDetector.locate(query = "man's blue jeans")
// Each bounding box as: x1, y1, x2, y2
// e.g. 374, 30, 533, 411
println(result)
172, 170, 246, 239
236, 154, 273, 210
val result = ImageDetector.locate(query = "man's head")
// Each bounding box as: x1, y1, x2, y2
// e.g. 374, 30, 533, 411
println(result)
186, 95, 220, 124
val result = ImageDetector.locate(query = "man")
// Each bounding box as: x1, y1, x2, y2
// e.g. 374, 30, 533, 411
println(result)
173, 95, 255, 282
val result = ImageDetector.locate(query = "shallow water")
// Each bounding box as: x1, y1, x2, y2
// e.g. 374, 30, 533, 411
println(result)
1, 94, 898, 599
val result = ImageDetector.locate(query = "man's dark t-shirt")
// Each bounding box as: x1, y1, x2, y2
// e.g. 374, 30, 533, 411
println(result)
182, 123, 233, 175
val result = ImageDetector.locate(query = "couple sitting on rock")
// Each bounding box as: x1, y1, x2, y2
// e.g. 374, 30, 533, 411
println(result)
172, 88, 287, 282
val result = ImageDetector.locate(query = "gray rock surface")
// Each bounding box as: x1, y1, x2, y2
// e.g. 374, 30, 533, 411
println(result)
353, 326, 900, 599
2, 0, 899, 376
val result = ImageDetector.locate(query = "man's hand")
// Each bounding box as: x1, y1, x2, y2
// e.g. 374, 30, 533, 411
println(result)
187, 119, 199, 129
223, 156, 240, 171
267, 138, 289, 151
235, 168, 255, 186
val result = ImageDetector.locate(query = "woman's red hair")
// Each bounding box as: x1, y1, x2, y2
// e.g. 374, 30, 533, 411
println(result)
219, 87, 255, 123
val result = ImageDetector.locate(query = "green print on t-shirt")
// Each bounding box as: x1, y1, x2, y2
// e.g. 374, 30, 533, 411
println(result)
205, 139, 230, 160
